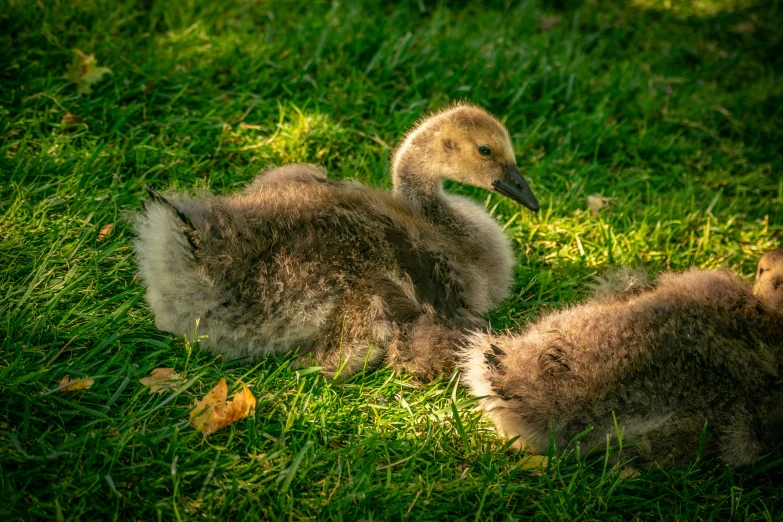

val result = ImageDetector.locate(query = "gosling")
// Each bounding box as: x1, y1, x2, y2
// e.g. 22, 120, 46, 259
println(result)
753, 248, 783, 311
133, 104, 540, 380
460, 249, 783, 468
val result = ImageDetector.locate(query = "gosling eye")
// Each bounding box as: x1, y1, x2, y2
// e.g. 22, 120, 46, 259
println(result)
759, 268, 766, 277
478, 145, 492, 157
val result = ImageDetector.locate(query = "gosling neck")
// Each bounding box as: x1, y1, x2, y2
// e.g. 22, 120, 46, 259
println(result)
392, 155, 466, 234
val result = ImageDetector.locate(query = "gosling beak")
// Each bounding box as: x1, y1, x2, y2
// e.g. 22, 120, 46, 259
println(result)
492, 164, 540, 212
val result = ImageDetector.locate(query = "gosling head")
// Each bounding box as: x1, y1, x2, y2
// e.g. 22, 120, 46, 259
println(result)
753, 248, 783, 311
392, 103, 540, 212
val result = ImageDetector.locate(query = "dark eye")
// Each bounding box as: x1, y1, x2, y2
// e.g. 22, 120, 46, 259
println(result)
759, 268, 766, 277
478, 145, 492, 157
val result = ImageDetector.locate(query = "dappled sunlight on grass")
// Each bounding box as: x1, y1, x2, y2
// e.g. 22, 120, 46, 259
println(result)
223, 105, 356, 166
630, 0, 760, 17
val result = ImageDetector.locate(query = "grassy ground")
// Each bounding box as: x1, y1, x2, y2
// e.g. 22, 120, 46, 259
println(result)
2, 0, 782, 519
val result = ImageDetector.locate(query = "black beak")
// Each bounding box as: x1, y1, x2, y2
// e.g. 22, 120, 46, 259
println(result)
492, 165, 540, 212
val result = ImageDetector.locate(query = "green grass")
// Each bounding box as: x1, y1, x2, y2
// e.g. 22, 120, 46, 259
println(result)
2, 0, 782, 519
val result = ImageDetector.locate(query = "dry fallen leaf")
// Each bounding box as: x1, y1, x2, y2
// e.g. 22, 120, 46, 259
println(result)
249, 453, 273, 470
619, 466, 641, 479
189, 379, 256, 437
139, 367, 182, 394
97, 223, 113, 241
538, 14, 561, 32
184, 498, 203, 515
191, 378, 228, 418
60, 113, 85, 131
59, 375, 94, 392
587, 194, 611, 216
65, 50, 112, 94
733, 22, 756, 35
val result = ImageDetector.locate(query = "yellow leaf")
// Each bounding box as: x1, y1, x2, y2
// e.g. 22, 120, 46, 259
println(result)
190, 378, 228, 425
189, 379, 256, 437
518, 454, 549, 472
139, 367, 182, 394
587, 194, 611, 216
65, 50, 112, 94
59, 375, 94, 392
97, 223, 113, 241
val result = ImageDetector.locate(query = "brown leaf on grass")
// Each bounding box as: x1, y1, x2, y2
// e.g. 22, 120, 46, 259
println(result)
733, 22, 756, 35
60, 113, 85, 131
189, 379, 256, 437
139, 367, 182, 394
191, 378, 229, 415
183, 498, 203, 515
619, 466, 641, 479
538, 14, 561, 32
587, 194, 611, 216
65, 50, 112, 94
59, 375, 94, 392
97, 223, 114, 241
249, 453, 273, 470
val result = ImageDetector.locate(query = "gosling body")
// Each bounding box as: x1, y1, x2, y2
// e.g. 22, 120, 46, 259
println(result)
134, 105, 540, 379
461, 255, 783, 468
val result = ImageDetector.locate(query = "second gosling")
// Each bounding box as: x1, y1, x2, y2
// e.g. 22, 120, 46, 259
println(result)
460, 250, 783, 468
